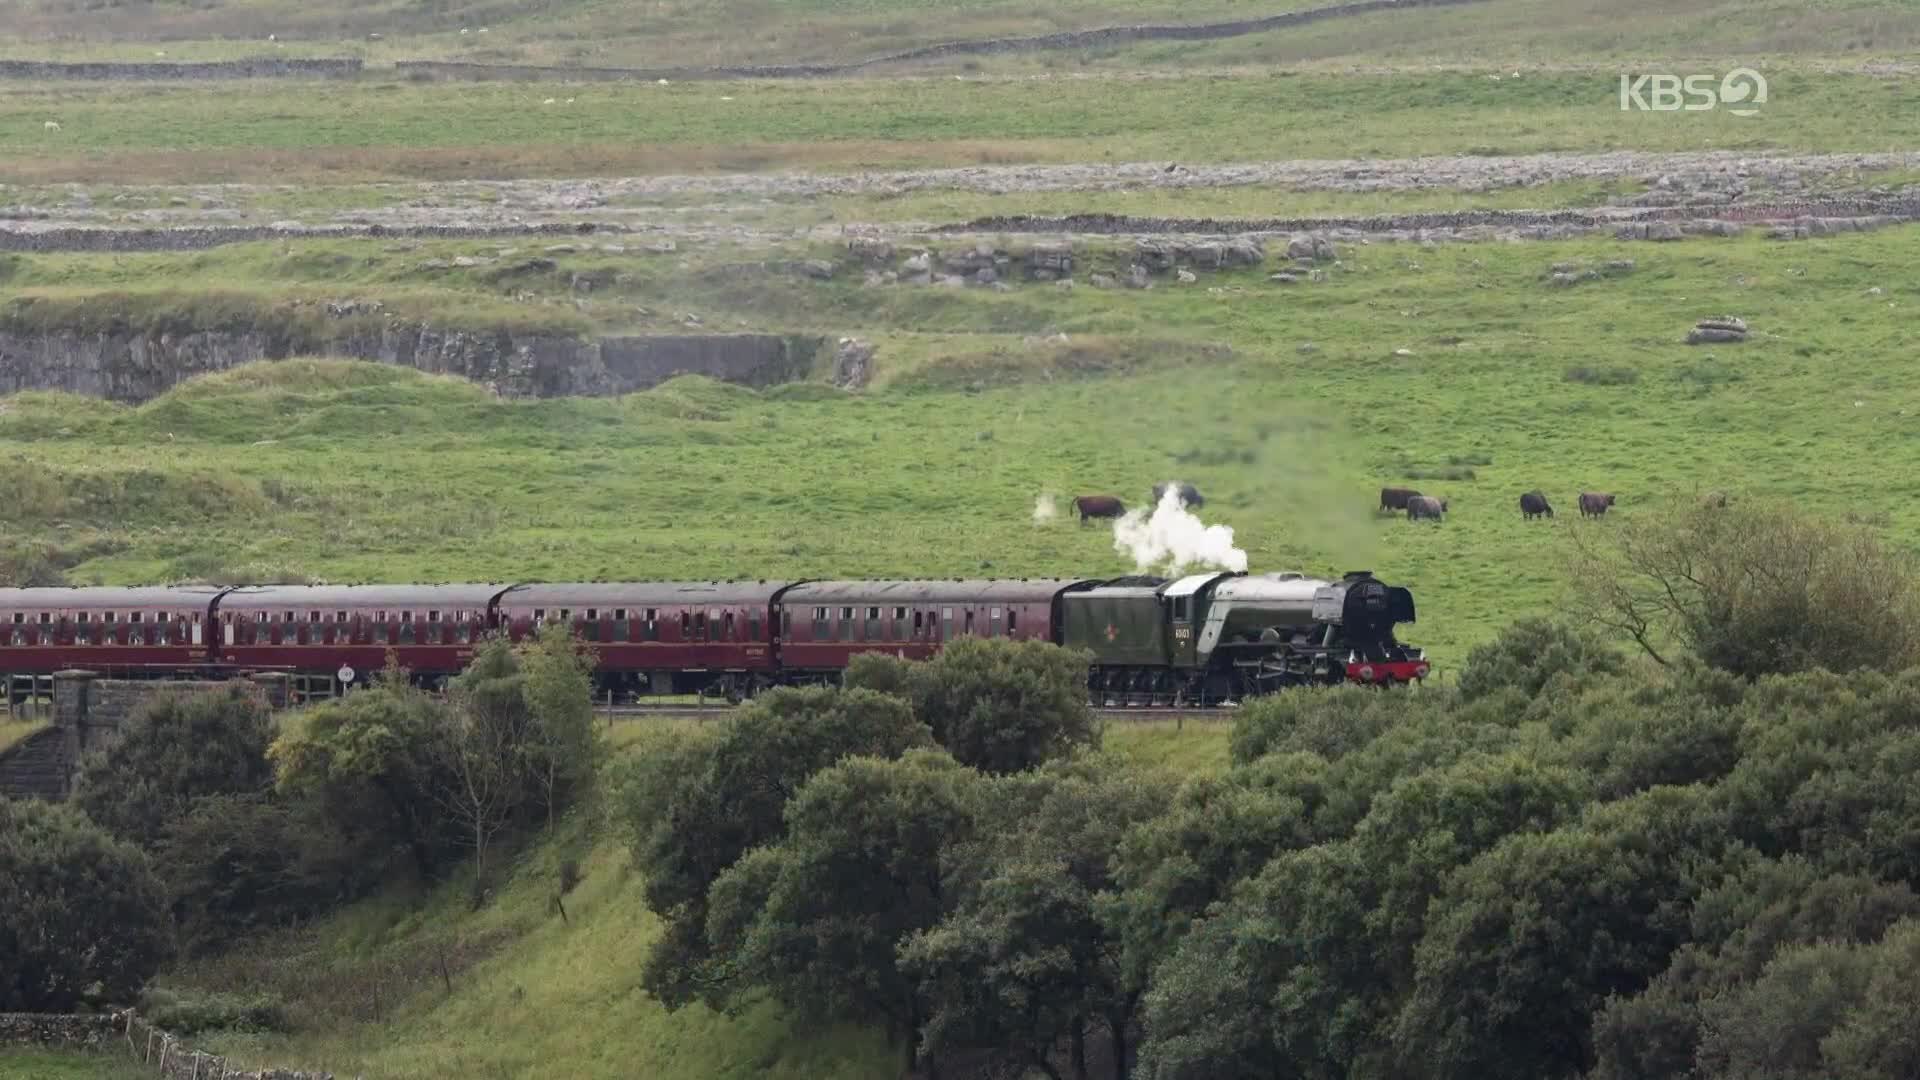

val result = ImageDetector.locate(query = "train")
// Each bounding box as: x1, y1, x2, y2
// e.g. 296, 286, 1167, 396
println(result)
0, 569, 1426, 706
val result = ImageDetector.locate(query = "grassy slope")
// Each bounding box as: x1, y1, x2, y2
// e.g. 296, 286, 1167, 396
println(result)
0, 1050, 146, 1079
2, 0, 1918, 68
5, 68, 1919, 183
6, 225, 1918, 660
155, 720, 1225, 1079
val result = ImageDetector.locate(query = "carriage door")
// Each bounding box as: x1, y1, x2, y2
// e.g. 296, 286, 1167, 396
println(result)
1170, 594, 1193, 654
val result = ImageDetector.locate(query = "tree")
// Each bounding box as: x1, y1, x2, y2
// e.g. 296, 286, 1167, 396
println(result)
1393, 786, 1735, 1080
437, 636, 531, 888
517, 621, 603, 830
1455, 616, 1625, 701
1563, 496, 1920, 676
72, 682, 275, 849
157, 793, 356, 954
0, 796, 172, 1011
895, 636, 1099, 774
621, 686, 932, 1008
904, 760, 1175, 1080
711, 750, 978, 1073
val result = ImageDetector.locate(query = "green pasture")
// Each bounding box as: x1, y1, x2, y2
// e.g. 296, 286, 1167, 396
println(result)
3, 224, 1918, 662
3, 68, 1918, 183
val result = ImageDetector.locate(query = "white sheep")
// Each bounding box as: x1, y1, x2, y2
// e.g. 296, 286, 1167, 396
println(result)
543, 97, 557, 105
43, 120, 60, 131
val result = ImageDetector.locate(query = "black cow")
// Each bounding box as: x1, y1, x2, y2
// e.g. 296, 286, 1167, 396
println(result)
1520, 491, 1554, 520
1407, 495, 1448, 521
1151, 482, 1205, 509
1074, 495, 1126, 524
1579, 492, 1617, 517
1380, 487, 1422, 513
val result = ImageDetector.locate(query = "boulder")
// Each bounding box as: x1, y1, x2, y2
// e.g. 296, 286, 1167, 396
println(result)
832, 337, 874, 389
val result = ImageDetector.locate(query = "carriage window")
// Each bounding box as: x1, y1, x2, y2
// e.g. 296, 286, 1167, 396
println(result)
429, 610, 441, 623
681, 611, 692, 638
747, 611, 761, 641
892, 607, 908, 638
840, 607, 855, 642
990, 606, 1003, 637
559, 609, 571, 624
913, 611, 924, 635
865, 606, 881, 640
533, 609, 546, 626
1171, 596, 1190, 620
581, 609, 599, 641
129, 611, 142, 624
693, 611, 707, 640
721, 610, 734, 641
145, 621, 161, 646
645, 609, 659, 641
456, 611, 473, 644
1008, 609, 1018, 635
965, 609, 976, 635
399, 612, 415, 644
375, 612, 390, 645
335, 611, 348, 623
942, 608, 955, 639
612, 609, 629, 642
812, 607, 829, 639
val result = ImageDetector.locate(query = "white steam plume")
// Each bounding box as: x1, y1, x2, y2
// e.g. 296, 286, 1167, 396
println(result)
1113, 483, 1248, 575
1032, 493, 1058, 525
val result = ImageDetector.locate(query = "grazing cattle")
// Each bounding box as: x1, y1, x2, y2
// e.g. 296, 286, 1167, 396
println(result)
1380, 487, 1422, 513
1074, 495, 1126, 524
1579, 492, 1617, 517
1151, 482, 1206, 509
1407, 495, 1448, 521
1520, 491, 1553, 520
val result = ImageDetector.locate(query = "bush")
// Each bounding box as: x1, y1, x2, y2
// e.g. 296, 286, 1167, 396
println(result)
138, 986, 291, 1035
0, 797, 172, 1011
1456, 617, 1625, 701
1564, 497, 1920, 677
72, 682, 275, 850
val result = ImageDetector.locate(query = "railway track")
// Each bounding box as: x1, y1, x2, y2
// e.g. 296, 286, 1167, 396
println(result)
600, 702, 1239, 720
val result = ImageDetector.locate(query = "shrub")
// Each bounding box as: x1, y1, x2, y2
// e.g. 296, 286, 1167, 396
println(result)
138, 986, 291, 1035
0, 797, 172, 1011
1456, 616, 1625, 701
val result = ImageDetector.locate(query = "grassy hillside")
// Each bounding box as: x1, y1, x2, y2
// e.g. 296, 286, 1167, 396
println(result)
6, 68, 1919, 183
5, 224, 1918, 662
3, 0, 1918, 69
139, 719, 1225, 1079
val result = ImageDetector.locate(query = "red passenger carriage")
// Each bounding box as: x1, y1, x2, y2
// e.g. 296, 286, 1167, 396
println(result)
496, 581, 788, 697
213, 584, 510, 688
775, 579, 1071, 677
0, 586, 224, 678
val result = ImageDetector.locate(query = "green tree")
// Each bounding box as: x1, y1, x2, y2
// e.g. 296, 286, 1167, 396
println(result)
897, 636, 1099, 774
712, 749, 978, 1073
1455, 616, 1625, 701
0, 796, 172, 1011
1563, 496, 1920, 676
72, 682, 275, 849
1823, 919, 1920, 1079
622, 686, 931, 1007
517, 621, 603, 829
903, 760, 1175, 1080
157, 793, 355, 953
269, 659, 459, 881
437, 636, 533, 887
1394, 786, 1733, 1080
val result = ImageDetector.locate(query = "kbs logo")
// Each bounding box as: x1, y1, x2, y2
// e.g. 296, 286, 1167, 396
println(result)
1619, 69, 1767, 116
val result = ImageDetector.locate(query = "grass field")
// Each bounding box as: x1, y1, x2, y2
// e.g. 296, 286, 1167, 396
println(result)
6, 68, 1920, 183
4, 0, 1919, 69
6, 223, 1918, 660
0, 1050, 145, 1080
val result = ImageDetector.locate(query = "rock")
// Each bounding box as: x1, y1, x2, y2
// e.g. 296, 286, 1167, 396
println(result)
832, 337, 874, 390
846, 237, 896, 265
1124, 265, 1152, 289
1647, 222, 1684, 241
1603, 259, 1637, 275
1287, 234, 1338, 261
416, 259, 452, 271
904, 271, 933, 286
1269, 272, 1300, 284
1090, 273, 1116, 289
1696, 316, 1748, 333
1297, 342, 1319, 354
863, 269, 897, 287
1393, 348, 1414, 357
1868, 286, 1885, 296
975, 267, 998, 285
1687, 327, 1747, 344
1026, 241, 1073, 277
1222, 237, 1265, 267
1176, 269, 1197, 284
544, 244, 578, 254
451, 255, 493, 268
644, 240, 677, 254
799, 259, 837, 280
1031, 268, 1057, 282
937, 274, 967, 287
1055, 279, 1074, 291
1133, 238, 1177, 272
903, 252, 933, 274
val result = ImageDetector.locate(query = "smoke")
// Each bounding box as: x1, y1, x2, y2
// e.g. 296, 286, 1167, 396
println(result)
1113, 484, 1249, 575
1032, 493, 1058, 525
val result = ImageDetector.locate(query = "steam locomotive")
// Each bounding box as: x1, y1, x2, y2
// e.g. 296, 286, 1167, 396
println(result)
0, 569, 1424, 706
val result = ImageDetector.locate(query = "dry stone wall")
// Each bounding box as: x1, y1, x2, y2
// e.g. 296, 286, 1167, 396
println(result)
0, 58, 361, 81
0, 1011, 340, 1080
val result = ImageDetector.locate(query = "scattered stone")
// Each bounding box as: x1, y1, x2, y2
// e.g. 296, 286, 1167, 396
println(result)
1287, 234, 1338, 261
1176, 269, 1197, 284
975, 267, 999, 285
1868, 286, 1885, 296
543, 244, 578, 254
799, 258, 837, 280
451, 255, 492, 268
903, 252, 933, 274
598, 243, 626, 254
1647, 222, 1684, 241
1604, 259, 1637, 274
1124, 265, 1152, 289
1055, 278, 1074, 291
863, 269, 897, 287
643, 240, 677, 254
846, 236, 896, 265
1269, 272, 1301, 284
937, 274, 967, 287
1297, 342, 1319, 354
1686, 315, 1749, 344
1090, 272, 1116, 288
416, 258, 451, 271
1393, 348, 1415, 357
1027, 241, 1073, 278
